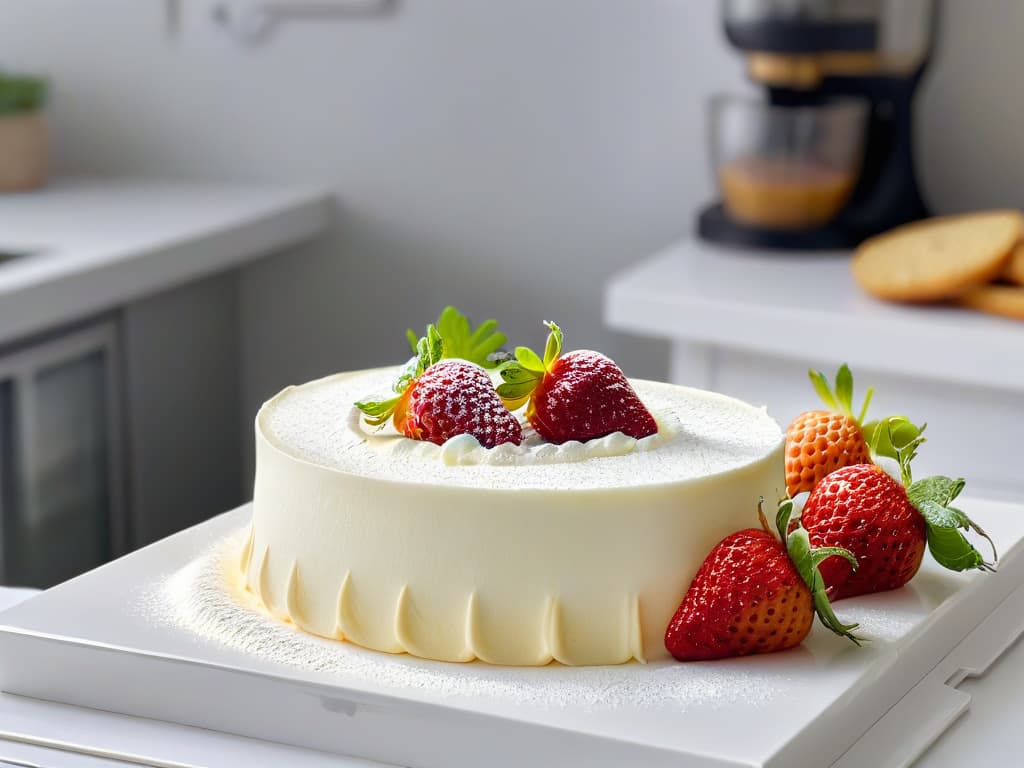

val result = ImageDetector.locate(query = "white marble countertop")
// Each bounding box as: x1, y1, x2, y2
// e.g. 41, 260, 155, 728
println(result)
0, 176, 332, 347
605, 238, 1024, 394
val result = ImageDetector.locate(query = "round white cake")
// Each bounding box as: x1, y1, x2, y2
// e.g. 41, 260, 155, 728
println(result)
244, 368, 785, 666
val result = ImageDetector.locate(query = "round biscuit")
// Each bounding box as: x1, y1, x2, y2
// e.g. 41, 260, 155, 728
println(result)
958, 284, 1024, 321
1004, 241, 1024, 286
851, 210, 1023, 302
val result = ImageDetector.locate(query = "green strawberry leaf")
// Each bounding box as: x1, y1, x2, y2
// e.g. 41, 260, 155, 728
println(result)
499, 362, 539, 384
775, 498, 862, 645
907, 476, 965, 509
865, 417, 925, 486
515, 346, 545, 373
857, 386, 875, 426
437, 305, 469, 348
810, 547, 859, 571
915, 499, 971, 530
406, 307, 508, 369
809, 369, 838, 411
471, 330, 508, 365
789, 525, 863, 644
424, 325, 444, 369
423, 306, 507, 369
865, 416, 924, 464
542, 321, 564, 369
907, 474, 998, 568
496, 362, 543, 410
468, 317, 498, 347
807, 364, 874, 424
354, 394, 401, 426
926, 525, 992, 572
835, 364, 854, 415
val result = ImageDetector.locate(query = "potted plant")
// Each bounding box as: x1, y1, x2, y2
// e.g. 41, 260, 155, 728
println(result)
0, 73, 48, 191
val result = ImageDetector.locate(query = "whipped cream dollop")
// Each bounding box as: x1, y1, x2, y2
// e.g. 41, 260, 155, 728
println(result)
262, 368, 782, 490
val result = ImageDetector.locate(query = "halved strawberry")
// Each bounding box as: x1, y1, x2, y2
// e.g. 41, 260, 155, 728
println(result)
801, 419, 996, 600
496, 321, 656, 444
356, 325, 522, 448
665, 499, 861, 661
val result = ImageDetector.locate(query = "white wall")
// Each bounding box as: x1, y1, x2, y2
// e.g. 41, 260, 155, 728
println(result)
0, 0, 746, 476
2, 0, 1022, 481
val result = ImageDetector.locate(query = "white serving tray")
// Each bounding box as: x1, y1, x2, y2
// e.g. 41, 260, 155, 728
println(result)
0, 500, 1022, 768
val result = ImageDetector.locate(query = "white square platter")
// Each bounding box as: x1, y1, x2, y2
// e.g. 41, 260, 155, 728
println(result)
0, 499, 1022, 768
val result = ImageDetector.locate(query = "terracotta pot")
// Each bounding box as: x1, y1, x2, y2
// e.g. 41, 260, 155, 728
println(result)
0, 112, 47, 191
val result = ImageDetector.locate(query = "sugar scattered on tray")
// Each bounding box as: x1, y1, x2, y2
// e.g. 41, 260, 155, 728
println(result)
147, 529, 804, 712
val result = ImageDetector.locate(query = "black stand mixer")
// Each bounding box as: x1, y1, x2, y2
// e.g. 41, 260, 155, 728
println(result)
698, 0, 934, 251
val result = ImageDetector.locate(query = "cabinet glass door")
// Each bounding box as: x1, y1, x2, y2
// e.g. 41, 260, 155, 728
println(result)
0, 321, 124, 588
13, 351, 112, 586
0, 381, 12, 559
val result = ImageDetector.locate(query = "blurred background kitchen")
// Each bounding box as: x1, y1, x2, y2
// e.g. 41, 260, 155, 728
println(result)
0, 0, 1021, 588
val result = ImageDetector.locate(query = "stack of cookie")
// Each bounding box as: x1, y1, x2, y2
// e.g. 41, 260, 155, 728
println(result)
851, 210, 1024, 321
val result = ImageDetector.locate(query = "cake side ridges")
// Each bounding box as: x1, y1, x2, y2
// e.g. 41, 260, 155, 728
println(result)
285, 561, 312, 633
241, 536, 647, 666
335, 569, 404, 654
239, 524, 254, 576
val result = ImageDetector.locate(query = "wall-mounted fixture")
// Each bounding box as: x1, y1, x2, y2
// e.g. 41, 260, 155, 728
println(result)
212, 0, 397, 45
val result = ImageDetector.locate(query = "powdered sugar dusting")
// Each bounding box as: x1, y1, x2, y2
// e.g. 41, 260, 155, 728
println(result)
263, 369, 783, 490
156, 530, 788, 711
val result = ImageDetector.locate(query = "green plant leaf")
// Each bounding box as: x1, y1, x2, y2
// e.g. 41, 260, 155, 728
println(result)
808, 369, 838, 411
515, 346, 545, 372
405, 329, 419, 354
835, 364, 854, 415
0, 75, 47, 115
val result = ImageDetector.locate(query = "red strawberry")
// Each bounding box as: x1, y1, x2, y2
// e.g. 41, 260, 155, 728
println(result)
356, 325, 522, 448
785, 365, 875, 496
801, 420, 996, 600
665, 499, 860, 661
496, 321, 656, 444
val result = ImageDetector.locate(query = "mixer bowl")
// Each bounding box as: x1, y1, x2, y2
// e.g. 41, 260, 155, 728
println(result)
710, 94, 868, 230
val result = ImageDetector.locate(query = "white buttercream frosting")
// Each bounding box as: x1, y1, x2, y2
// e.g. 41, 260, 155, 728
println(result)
265, 368, 780, 489
249, 368, 786, 666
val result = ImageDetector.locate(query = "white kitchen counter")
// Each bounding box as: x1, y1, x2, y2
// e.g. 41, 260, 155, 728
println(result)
604, 238, 1024, 499
0, 176, 332, 347
605, 238, 1024, 394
